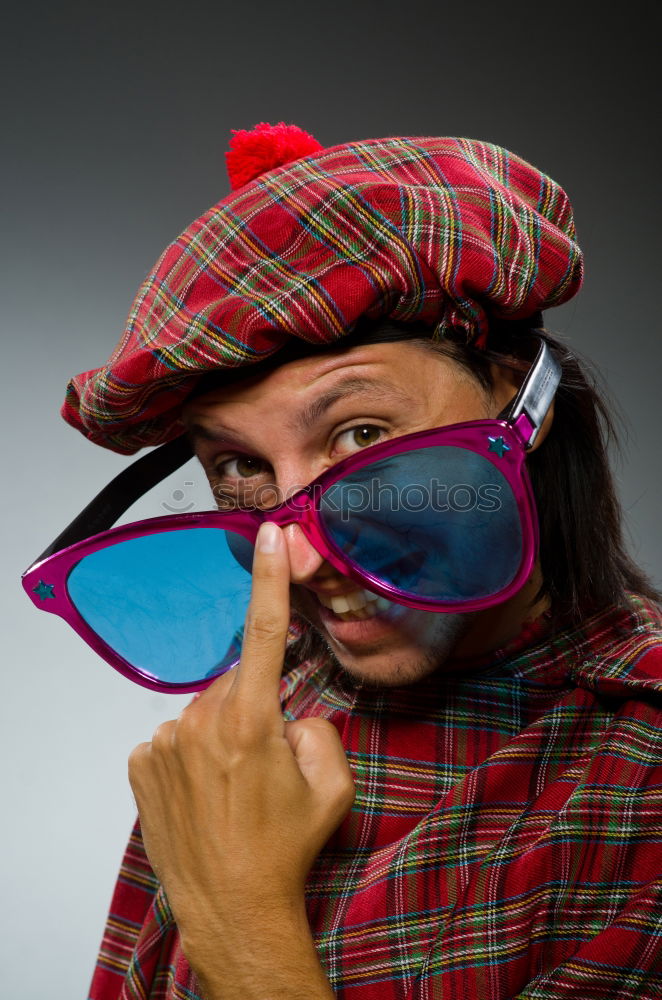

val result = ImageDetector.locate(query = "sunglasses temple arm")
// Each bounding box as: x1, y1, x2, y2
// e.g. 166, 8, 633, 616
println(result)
35, 434, 194, 562
501, 339, 562, 448
32, 343, 558, 563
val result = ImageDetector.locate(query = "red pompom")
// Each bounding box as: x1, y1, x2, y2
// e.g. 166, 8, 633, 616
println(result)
225, 122, 323, 191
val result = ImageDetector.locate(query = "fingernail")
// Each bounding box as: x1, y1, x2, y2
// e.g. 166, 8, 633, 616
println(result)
257, 521, 281, 553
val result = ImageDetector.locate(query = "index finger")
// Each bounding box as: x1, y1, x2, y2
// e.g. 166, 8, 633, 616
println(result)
228, 521, 291, 716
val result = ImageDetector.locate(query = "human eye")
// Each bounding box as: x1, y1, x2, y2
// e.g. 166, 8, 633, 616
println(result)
209, 454, 273, 509
333, 424, 386, 457
215, 455, 267, 480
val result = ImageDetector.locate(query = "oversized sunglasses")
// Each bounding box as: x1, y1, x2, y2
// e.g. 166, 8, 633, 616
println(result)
22, 339, 560, 693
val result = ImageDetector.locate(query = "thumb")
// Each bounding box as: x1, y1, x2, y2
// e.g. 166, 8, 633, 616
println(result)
285, 718, 355, 820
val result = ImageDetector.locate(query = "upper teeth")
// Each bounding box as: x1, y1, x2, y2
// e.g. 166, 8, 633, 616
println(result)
318, 588, 381, 614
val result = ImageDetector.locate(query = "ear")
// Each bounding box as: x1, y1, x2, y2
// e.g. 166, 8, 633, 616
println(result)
488, 361, 555, 453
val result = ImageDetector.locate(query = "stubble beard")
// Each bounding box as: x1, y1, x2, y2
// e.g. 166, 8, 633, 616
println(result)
291, 589, 478, 690
333, 611, 478, 689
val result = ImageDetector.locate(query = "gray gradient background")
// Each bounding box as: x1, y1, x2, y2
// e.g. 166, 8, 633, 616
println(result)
2, 1, 660, 995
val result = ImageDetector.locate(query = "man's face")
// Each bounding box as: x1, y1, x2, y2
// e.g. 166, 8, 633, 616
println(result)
183, 340, 538, 688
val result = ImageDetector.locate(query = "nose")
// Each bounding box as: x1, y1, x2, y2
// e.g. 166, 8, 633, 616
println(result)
282, 522, 329, 584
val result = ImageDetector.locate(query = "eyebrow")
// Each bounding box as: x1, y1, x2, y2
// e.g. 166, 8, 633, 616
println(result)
289, 376, 412, 432
185, 375, 414, 446
185, 422, 247, 448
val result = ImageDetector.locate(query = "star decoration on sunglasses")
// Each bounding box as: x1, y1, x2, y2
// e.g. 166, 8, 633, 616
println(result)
21, 338, 561, 693
33, 580, 56, 600
487, 435, 511, 458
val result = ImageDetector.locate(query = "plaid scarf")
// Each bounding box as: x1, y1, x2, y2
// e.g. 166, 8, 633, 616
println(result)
88, 594, 662, 999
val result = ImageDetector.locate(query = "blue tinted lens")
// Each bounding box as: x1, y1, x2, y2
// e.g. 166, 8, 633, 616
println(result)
67, 528, 253, 686
320, 446, 523, 602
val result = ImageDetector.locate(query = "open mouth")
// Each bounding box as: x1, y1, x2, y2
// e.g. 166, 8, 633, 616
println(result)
315, 586, 395, 622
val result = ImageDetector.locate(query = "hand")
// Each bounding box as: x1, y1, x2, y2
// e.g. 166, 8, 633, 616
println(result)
128, 521, 354, 998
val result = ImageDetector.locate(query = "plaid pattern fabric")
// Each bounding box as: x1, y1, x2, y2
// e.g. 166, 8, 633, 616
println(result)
89, 594, 662, 999
63, 135, 583, 454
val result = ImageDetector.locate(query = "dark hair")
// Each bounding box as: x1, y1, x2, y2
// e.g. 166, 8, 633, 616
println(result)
333, 317, 660, 628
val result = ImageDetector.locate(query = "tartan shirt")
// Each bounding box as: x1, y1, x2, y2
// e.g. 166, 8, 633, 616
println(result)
89, 594, 662, 999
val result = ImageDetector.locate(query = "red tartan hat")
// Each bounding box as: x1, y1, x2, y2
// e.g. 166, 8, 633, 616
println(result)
62, 124, 583, 454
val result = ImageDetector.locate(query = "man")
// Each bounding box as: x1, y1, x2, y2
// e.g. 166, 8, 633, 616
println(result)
28, 125, 662, 997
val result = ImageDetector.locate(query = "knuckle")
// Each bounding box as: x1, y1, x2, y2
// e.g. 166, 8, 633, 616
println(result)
223, 701, 260, 749
315, 722, 355, 809
127, 743, 149, 786
309, 717, 336, 735
339, 771, 356, 808
207, 669, 235, 700
150, 720, 175, 753
244, 607, 284, 643
175, 703, 200, 738
329, 770, 356, 816
127, 745, 142, 772
251, 555, 282, 583
308, 716, 343, 745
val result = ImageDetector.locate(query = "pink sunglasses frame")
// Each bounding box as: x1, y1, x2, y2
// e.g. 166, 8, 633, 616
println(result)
22, 339, 560, 692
